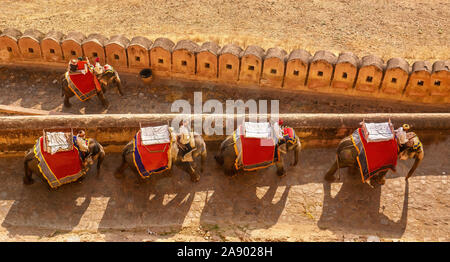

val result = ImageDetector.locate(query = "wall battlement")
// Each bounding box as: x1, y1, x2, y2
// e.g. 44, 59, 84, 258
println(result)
0, 28, 449, 104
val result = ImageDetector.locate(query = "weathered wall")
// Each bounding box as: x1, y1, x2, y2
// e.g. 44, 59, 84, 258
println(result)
0, 28, 449, 104
1, 113, 448, 153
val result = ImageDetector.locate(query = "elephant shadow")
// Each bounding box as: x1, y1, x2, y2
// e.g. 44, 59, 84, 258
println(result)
98, 154, 196, 239
317, 168, 409, 239
199, 168, 291, 232
1, 176, 93, 238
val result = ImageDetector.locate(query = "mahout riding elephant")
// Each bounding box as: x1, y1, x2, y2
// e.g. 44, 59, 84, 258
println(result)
60, 65, 123, 109
324, 131, 424, 187
214, 128, 301, 177
114, 133, 207, 182
23, 138, 106, 188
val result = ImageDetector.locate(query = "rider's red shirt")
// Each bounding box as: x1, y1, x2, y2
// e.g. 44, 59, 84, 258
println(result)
77, 61, 87, 70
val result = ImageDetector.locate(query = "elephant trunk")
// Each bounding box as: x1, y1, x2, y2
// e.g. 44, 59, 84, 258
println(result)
406, 153, 423, 180
293, 139, 301, 166
96, 144, 105, 176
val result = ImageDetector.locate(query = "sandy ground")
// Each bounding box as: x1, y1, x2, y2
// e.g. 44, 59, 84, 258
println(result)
0, 136, 448, 242
0, 0, 449, 62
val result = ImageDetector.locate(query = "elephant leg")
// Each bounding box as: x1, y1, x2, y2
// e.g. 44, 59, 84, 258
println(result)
324, 160, 338, 182
186, 162, 200, 182
23, 158, 35, 185
97, 91, 109, 109
370, 171, 388, 187
276, 158, 286, 177
223, 162, 237, 176
200, 150, 206, 173
115, 77, 124, 96
63, 94, 72, 108
214, 154, 224, 166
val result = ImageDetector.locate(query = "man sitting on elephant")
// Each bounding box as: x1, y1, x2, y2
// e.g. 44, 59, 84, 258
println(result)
177, 120, 196, 162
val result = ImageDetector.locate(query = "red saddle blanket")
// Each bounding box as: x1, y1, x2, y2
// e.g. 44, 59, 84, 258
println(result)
133, 131, 171, 178
233, 126, 277, 171
352, 128, 398, 182
34, 136, 84, 188
65, 71, 101, 101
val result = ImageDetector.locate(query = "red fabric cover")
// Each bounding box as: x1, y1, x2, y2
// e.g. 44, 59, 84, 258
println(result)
240, 134, 275, 167
68, 71, 101, 94
135, 131, 170, 172
39, 137, 82, 180
358, 128, 398, 174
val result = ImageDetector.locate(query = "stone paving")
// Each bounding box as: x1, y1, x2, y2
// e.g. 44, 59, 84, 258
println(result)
0, 136, 448, 242
0, 65, 448, 241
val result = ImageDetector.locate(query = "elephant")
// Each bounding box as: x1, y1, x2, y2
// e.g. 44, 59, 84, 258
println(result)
114, 133, 207, 182
214, 129, 301, 176
60, 66, 123, 109
23, 138, 106, 188
324, 132, 424, 187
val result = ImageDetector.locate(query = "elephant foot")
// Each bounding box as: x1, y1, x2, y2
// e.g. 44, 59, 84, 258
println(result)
23, 176, 34, 185
324, 173, 336, 183
370, 176, 385, 187
114, 172, 125, 179
277, 169, 286, 177
64, 101, 72, 108
190, 173, 200, 182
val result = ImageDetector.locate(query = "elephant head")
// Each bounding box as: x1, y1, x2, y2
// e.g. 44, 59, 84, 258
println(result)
81, 138, 106, 177
399, 133, 424, 180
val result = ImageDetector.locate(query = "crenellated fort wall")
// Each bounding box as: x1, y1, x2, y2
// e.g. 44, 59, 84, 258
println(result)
0, 28, 448, 104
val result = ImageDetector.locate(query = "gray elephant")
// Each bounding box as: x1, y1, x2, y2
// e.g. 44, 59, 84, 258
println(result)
23, 138, 105, 188
115, 133, 207, 182
324, 132, 424, 187
214, 128, 301, 176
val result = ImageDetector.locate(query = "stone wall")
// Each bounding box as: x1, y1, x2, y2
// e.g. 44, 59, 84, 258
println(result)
0, 28, 449, 104
0, 113, 448, 153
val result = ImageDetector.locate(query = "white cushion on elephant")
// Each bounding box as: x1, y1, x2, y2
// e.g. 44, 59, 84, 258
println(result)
140, 125, 170, 145
363, 122, 394, 142
46, 132, 72, 154
243, 122, 272, 139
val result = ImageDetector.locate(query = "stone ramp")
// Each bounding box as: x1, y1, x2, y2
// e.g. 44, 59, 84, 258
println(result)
0, 137, 448, 242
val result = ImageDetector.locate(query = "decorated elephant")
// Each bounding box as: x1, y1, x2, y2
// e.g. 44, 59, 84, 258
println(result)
324, 128, 424, 187
23, 133, 105, 189
214, 124, 301, 177
114, 130, 207, 183
61, 60, 123, 109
